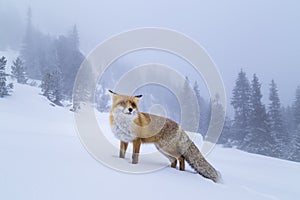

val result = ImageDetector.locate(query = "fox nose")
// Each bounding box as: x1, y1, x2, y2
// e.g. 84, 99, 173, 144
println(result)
128, 108, 133, 113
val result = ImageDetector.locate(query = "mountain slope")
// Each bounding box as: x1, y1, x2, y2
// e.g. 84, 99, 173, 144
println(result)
0, 83, 299, 200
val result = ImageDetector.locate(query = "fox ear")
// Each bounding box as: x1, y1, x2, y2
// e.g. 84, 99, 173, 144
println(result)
108, 90, 118, 95
134, 94, 143, 99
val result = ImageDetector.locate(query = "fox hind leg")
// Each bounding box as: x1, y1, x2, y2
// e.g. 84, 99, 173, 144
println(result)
178, 156, 185, 171
155, 145, 178, 168
119, 141, 128, 158
164, 154, 177, 168
171, 159, 177, 168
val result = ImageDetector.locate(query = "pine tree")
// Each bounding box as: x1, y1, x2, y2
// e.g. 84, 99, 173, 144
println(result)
11, 57, 28, 84
206, 94, 225, 143
0, 56, 12, 97
51, 69, 63, 105
231, 69, 251, 146
41, 72, 51, 99
41, 69, 63, 105
55, 26, 84, 99
69, 24, 79, 50
72, 62, 95, 111
293, 86, 300, 127
96, 82, 110, 112
180, 76, 199, 132
218, 116, 233, 146
243, 74, 271, 155
288, 87, 300, 161
20, 7, 40, 79
193, 81, 210, 135
290, 125, 300, 162
281, 106, 295, 138
268, 80, 287, 158
0, 56, 8, 97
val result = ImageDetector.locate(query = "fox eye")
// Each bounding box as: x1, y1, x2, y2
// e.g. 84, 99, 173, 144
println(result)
119, 101, 126, 106
131, 103, 136, 108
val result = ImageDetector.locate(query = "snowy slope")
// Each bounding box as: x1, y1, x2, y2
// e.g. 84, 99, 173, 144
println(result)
1, 83, 300, 200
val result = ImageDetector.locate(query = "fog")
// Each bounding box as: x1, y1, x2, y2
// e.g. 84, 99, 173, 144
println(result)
1, 0, 300, 112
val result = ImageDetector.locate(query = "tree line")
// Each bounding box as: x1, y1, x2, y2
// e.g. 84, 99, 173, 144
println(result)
19, 8, 84, 104
219, 69, 300, 162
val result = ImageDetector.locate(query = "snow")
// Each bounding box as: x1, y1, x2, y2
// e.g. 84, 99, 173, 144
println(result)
1, 83, 300, 200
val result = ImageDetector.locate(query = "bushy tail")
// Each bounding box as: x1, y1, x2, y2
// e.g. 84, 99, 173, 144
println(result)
178, 136, 221, 183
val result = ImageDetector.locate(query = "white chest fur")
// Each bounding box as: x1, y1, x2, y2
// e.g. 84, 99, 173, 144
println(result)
111, 108, 137, 142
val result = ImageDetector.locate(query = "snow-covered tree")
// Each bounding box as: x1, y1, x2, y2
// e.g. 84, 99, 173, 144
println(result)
268, 80, 287, 158
0, 56, 13, 97
281, 105, 296, 161
287, 87, 300, 161
41, 72, 51, 98
55, 26, 84, 99
206, 94, 226, 143
96, 82, 110, 112
11, 57, 28, 84
243, 74, 271, 155
180, 76, 199, 132
290, 125, 300, 162
231, 69, 251, 146
0, 56, 8, 97
72, 62, 95, 111
293, 86, 300, 127
218, 116, 233, 146
281, 106, 295, 138
69, 24, 79, 50
193, 81, 210, 136
20, 7, 41, 79
41, 69, 63, 105
51, 69, 63, 104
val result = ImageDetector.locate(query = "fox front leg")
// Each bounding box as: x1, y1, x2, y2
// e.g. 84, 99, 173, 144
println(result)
119, 141, 128, 158
132, 139, 141, 164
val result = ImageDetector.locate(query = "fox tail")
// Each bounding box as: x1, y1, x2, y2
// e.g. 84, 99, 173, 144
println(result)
177, 132, 222, 183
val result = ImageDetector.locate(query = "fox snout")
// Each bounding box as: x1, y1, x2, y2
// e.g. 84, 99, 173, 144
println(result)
123, 106, 135, 115
114, 101, 137, 115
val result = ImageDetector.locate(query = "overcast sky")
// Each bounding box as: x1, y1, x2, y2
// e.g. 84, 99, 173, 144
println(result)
1, 0, 300, 113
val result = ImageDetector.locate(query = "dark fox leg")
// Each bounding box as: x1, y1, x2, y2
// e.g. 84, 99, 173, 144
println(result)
165, 154, 177, 168
155, 145, 177, 168
119, 141, 128, 158
132, 139, 141, 164
178, 156, 185, 171
171, 159, 177, 168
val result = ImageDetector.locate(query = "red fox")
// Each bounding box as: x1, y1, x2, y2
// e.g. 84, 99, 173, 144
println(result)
109, 90, 221, 183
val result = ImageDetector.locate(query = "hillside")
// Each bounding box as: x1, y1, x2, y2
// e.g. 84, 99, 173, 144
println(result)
0, 83, 300, 200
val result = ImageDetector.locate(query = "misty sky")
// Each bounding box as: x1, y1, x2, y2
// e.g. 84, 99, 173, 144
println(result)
1, 0, 300, 113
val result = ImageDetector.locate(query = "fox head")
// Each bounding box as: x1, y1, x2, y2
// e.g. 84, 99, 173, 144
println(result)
109, 90, 143, 116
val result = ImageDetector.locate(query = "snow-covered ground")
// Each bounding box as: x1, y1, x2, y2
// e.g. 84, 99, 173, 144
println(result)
1, 83, 300, 200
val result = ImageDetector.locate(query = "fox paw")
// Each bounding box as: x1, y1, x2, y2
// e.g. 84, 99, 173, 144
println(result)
119, 154, 125, 158
132, 160, 138, 164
